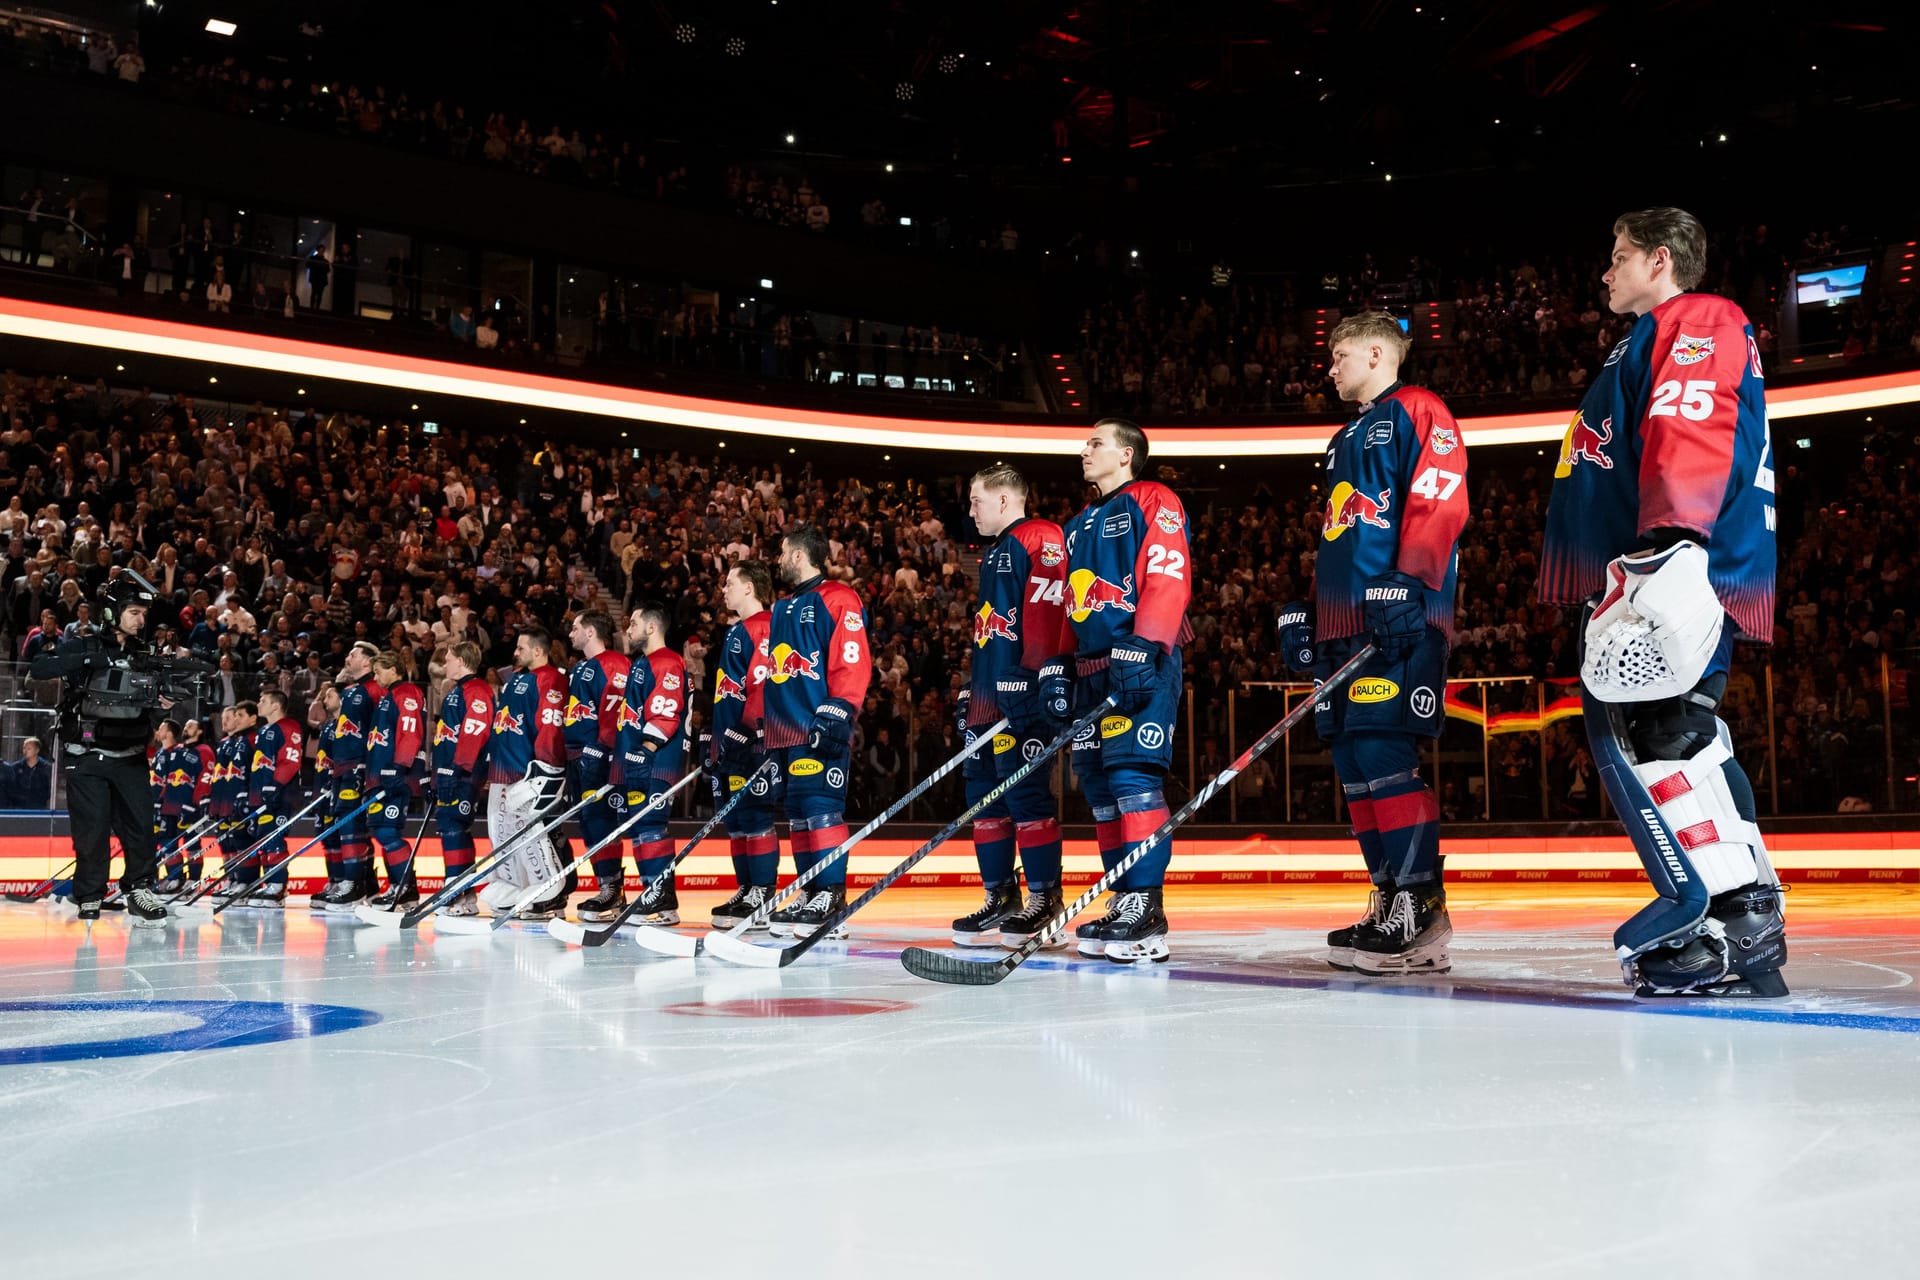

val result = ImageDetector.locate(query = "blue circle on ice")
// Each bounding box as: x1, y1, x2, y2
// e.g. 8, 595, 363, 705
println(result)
0, 999, 381, 1066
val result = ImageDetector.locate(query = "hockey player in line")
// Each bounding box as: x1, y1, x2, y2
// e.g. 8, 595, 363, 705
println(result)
206, 703, 257, 896
429, 640, 493, 917
478, 626, 571, 919
706, 560, 780, 929
311, 640, 384, 909
229, 690, 304, 905
1041, 418, 1192, 963
363, 650, 428, 909
1541, 207, 1787, 998
1280, 311, 1470, 975
564, 609, 634, 922
951, 462, 1070, 948
763, 525, 873, 938
608, 602, 690, 923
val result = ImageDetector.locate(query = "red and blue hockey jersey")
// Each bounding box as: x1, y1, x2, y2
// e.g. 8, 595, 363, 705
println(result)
157, 743, 203, 816
565, 651, 631, 759
369, 681, 427, 793
1539, 292, 1776, 642
711, 612, 772, 761
617, 647, 689, 782
486, 666, 568, 783
327, 676, 385, 775
763, 576, 872, 750
433, 675, 494, 786
1313, 383, 1470, 641
212, 729, 252, 817
249, 717, 304, 803
1055, 480, 1193, 658
970, 516, 1069, 727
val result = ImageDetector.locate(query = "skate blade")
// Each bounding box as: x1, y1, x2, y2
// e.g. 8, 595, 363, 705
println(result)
952, 931, 1003, 948
1351, 951, 1452, 976
1637, 970, 1790, 999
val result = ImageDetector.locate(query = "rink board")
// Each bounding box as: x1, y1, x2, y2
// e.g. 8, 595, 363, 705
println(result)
4, 830, 1917, 892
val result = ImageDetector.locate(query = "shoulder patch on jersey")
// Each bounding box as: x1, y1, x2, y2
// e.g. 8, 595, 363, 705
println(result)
1430, 424, 1459, 455
1604, 336, 1631, 368
1154, 507, 1184, 535
1039, 541, 1064, 567
843, 610, 864, 633
662, 672, 681, 691
1363, 419, 1395, 448
1102, 514, 1132, 538
1671, 334, 1715, 365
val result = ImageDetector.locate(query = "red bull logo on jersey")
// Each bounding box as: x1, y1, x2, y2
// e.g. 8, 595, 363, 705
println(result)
1039, 541, 1065, 567
1430, 424, 1459, 456
368, 727, 390, 749
1067, 569, 1135, 623
768, 643, 822, 684
492, 706, 525, 736
433, 721, 457, 746
1671, 334, 1715, 366
563, 696, 596, 727
714, 672, 748, 704
1321, 483, 1393, 541
1554, 410, 1614, 479
333, 713, 362, 739
616, 700, 647, 733
165, 769, 189, 786
1155, 508, 1184, 535
973, 602, 1019, 648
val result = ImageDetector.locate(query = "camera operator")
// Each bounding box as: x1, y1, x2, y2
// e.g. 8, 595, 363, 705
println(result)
28, 576, 177, 924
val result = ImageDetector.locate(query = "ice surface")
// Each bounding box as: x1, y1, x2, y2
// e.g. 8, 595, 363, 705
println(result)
2, 885, 1916, 1278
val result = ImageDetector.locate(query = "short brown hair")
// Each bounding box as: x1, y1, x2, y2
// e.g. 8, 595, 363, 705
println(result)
1329, 311, 1410, 363
1096, 418, 1150, 479
970, 462, 1030, 501
1613, 207, 1707, 291
575, 609, 616, 647
373, 649, 409, 680
728, 560, 774, 607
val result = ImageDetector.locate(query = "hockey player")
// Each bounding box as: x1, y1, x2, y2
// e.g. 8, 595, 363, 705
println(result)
1279, 310, 1470, 975
312, 640, 384, 909
152, 720, 194, 892
1044, 418, 1192, 963
364, 650, 428, 908
1541, 207, 1786, 997
209, 703, 257, 888
564, 609, 633, 922
764, 525, 872, 938
481, 625, 570, 918
431, 641, 493, 916
236, 690, 304, 904
610, 601, 690, 923
177, 719, 215, 885
952, 462, 1070, 947
708, 561, 779, 929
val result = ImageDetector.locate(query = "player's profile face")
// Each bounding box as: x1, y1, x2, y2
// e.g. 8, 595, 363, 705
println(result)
967, 480, 1004, 537
1081, 424, 1129, 487
1327, 340, 1368, 400
1604, 231, 1657, 317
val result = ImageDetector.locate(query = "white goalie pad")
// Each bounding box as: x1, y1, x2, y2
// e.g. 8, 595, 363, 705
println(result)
1582, 541, 1724, 702
1630, 738, 1760, 897
483, 768, 567, 907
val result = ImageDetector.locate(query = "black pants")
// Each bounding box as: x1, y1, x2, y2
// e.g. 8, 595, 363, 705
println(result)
64, 750, 159, 902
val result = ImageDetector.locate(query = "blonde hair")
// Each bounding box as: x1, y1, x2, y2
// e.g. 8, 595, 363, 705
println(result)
1329, 311, 1410, 362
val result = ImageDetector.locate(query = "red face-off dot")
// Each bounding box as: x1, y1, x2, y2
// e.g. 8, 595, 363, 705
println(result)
662, 998, 915, 1019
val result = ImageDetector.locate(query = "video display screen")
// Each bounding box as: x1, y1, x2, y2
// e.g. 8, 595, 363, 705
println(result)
1796, 263, 1868, 306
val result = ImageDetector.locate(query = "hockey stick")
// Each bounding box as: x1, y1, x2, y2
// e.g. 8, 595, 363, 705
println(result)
355, 784, 614, 930
153, 811, 224, 875
633, 720, 1007, 958
434, 770, 704, 935
902, 645, 1377, 985
372, 795, 439, 902
6, 857, 77, 905
707, 700, 1116, 969
170, 795, 321, 910
548, 757, 780, 948
206, 791, 385, 918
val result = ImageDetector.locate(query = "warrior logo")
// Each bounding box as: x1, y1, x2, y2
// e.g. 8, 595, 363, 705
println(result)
1555, 410, 1614, 478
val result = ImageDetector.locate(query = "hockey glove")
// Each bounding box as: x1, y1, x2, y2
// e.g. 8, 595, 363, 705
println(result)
952, 688, 971, 736
718, 725, 754, 779
806, 698, 857, 754
1363, 571, 1428, 661
1106, 644, 1161, 716
997, 666, 1039, 729
1037, 659, 1073, 730
1276, 601, 1317, 673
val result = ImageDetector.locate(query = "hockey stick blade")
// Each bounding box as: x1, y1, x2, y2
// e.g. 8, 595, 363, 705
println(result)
899, 946, 1017, 986
715, 701, 1116, 970
431, 912, 503, 936
900, 645, 1376, 986
354, 900, 405, 929
544, 918, 587, 946
701, 929, 789, 968
632, 922, 702, 957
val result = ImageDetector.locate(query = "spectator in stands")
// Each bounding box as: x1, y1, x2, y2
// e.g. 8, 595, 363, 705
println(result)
451, 305, 476, 343
475, 311, 499, 351
207, 267, 233, 313
2, 737, 51, 808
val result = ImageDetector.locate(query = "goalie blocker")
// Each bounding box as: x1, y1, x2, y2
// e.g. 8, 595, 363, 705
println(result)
1580, 542, 1787, 998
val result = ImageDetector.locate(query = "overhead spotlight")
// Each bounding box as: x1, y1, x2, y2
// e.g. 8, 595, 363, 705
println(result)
725, 36, 746, 56
759, 277, 773, 288
205, 18, 236, 36
674, 23, 696, 43
938, 54, 958, 74
895, 82, 915, 101
884, 163, 894, 172
785, 133, 796, 144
